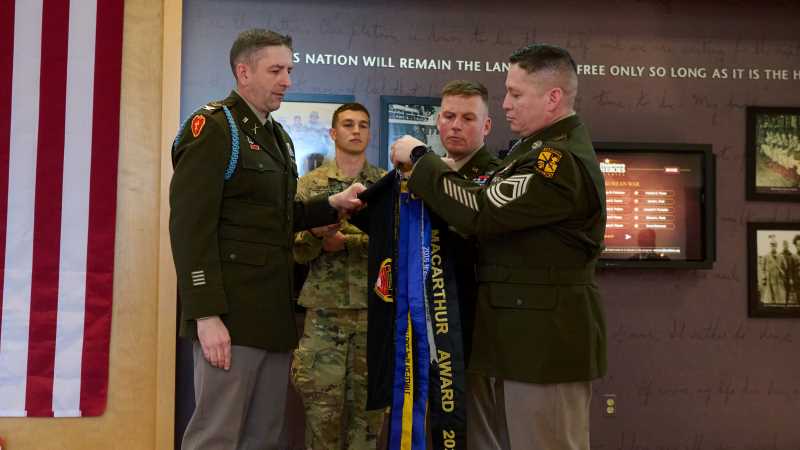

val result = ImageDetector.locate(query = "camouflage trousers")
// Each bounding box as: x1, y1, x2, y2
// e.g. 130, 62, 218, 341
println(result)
291, 308, 384, 450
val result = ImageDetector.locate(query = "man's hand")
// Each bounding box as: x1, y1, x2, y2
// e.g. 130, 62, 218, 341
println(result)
322, 231, 346, 253
390, 135, 426, 175
197, 316, 231, 370
329, 183, 366, 215
310, 223, 340, 239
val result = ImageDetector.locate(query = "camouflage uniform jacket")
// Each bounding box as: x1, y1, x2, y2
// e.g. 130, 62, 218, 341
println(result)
294, 159, 386, 309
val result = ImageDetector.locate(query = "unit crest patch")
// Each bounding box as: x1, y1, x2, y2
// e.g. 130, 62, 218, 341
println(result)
535, 147, 562, 178
191, 115, 206, 138
374, 258, 393, 302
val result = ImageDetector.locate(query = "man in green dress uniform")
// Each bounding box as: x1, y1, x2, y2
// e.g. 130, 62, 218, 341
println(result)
392, 44, 607, 450
170, 29, 364, 450
434, 80, 501, 363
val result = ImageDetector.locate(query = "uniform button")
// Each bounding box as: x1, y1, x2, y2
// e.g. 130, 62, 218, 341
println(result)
258, 163, 264, 169
229, 253, 237, 260
515, 298, 523, 306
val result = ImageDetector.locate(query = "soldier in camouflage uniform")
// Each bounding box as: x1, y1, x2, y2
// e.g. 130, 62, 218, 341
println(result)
291, 103, 386, 450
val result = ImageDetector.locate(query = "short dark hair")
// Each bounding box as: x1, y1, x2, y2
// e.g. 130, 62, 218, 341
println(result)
794, 234, 800, 246
509, 43, 577, 76
332, 103, 370, 127
229, 29, 293, 79
441, 80, 489, 107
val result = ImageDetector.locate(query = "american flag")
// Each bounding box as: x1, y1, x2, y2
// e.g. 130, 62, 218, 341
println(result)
0, 0, 123, 417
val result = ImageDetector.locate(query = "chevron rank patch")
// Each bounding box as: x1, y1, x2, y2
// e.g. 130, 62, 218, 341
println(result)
191, 115, 206, 138
486, 174, 533, 208
443, 178, 479, 211
535, 147, 562, 178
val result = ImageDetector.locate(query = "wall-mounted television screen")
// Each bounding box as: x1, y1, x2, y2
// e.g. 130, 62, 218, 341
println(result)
594, 142, 716, 269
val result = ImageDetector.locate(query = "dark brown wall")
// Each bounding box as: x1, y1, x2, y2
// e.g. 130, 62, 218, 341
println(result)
180, 1, 800, 448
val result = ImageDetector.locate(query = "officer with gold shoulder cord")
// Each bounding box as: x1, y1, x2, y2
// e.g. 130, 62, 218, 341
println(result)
170, 29, 364, 450
391, 44, 607, 450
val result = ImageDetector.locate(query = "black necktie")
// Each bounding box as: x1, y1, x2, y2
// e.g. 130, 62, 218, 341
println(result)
263, 119, 285, 162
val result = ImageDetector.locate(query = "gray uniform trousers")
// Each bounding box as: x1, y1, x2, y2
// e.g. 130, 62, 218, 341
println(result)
467, 372, 592, 450
182, 343, 291, 450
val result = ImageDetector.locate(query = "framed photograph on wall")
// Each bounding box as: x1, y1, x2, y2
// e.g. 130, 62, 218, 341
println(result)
746, 106, 800, 201
273, 93, 355, 176
379, 96, 443, 170
747, 222, 800, 317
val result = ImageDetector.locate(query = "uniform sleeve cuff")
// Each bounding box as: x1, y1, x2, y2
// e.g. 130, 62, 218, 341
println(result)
179, 286, 228, 319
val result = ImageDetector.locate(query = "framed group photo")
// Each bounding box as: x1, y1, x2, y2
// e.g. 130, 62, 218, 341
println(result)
747, 222, 800, 317
746, 106, 800, 201
274, 93, 355, 176
379, 96, 444, 170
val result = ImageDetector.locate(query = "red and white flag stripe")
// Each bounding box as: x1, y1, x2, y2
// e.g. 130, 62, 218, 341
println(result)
0, 0, 123, 417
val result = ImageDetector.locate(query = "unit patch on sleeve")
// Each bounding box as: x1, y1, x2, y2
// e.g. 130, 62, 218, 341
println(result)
535, 147, 562, 178
191, 115, 206, 138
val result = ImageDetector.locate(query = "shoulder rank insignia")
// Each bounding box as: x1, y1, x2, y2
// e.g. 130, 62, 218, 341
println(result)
202, 101, 222, 112
535, 147, 562, 178
191, 115, 206, 138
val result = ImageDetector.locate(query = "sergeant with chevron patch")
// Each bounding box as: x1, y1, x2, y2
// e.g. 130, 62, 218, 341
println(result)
392, 44, 607, 450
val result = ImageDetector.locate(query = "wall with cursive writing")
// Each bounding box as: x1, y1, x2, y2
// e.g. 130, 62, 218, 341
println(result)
180, 1, 800, 449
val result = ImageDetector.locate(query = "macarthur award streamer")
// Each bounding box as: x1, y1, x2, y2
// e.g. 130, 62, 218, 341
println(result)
352, 172, 467, 450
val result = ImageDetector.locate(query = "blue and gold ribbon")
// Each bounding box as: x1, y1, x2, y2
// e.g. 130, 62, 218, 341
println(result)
389, 191, 430, 450
388, 189, 467, 450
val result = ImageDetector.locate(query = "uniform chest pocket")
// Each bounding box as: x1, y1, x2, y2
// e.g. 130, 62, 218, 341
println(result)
241, 156, 279, 173
488, 283, 559, 310
220, 239, 269, 266
235, 155, 286, 204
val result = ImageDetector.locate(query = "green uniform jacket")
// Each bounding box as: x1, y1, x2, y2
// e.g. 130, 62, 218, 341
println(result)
457, 145, 501, 184
451, 146, 501, 362
170, 90, 337, 351
408, 115, 608, 383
